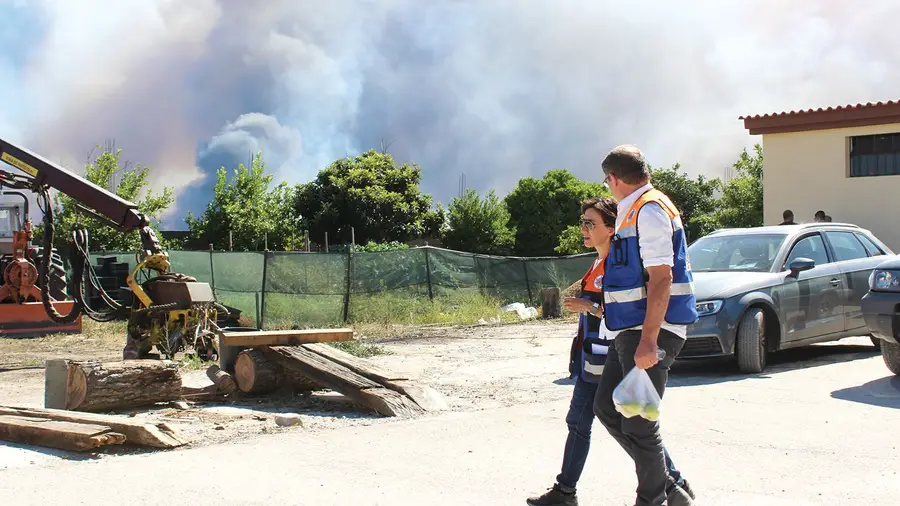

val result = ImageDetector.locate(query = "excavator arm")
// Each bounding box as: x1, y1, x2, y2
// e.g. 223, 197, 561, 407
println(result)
0, 137, 169, 323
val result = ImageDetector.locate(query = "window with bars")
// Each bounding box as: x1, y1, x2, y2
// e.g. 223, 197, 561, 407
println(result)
849, 133, 900, 177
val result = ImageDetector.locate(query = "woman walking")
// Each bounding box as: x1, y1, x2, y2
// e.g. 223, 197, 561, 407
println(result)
526, 197, 694, 506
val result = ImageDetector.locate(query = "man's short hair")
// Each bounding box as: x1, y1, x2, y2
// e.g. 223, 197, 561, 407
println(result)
783, 209, 793, 220
815, 210, 826, 219
601, 144, 650, 185
824, 215, 833, 222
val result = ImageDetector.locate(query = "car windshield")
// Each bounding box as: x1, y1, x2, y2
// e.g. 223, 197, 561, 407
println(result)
688, 233, 787, 272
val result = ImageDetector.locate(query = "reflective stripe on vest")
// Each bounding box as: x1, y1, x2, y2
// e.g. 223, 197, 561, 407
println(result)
602, 188, 699, 331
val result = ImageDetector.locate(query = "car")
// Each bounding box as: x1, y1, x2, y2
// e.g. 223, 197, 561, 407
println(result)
680, 222, 892, 373
860, 257, 900, 376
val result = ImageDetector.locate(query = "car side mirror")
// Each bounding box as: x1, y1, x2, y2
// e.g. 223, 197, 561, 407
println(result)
788, 257, 815, 276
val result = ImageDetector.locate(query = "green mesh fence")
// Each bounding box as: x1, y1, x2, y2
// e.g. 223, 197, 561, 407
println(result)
88, 247, 596, 329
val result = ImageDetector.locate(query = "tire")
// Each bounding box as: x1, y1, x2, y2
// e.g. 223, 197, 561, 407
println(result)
882, 340, 900, 376
870, 335, 882, 351
736, 307, 767, 373
29, 247, 68, 301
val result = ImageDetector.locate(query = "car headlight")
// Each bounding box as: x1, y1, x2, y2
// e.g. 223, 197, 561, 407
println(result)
696, 300, 723, 316
871, 269, 900, 291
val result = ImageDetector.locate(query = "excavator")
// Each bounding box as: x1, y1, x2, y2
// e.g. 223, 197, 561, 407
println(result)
0, 137, 255, 361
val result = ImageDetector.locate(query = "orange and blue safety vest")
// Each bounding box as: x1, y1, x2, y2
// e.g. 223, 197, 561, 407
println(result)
570, 256, 612, 384
602, 188, 698, 330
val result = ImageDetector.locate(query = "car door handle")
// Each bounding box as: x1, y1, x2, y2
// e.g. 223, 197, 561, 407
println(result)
830, 278, 841, 286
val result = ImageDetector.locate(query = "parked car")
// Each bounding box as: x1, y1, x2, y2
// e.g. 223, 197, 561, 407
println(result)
861, 257, 900, 376
680, 223, 892, 373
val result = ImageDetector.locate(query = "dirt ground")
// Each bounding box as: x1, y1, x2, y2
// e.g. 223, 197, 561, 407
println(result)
0, 318, 578, 453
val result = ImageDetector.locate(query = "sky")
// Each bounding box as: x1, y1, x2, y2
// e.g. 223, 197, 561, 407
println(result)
1, 0, 899, 229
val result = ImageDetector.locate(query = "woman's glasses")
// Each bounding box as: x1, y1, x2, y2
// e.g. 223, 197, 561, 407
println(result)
580, 219, 595, 230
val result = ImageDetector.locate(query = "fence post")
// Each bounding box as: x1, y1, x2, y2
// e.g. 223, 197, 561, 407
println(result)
424, 246, 434, 300
259, 251, 269, 330
342, 245, 352, 322
208, 249, 216, 299
522, 259, 534, 306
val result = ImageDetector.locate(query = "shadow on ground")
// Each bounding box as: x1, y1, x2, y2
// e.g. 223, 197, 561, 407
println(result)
830, 375, 900, 409
668, 343, 881, 387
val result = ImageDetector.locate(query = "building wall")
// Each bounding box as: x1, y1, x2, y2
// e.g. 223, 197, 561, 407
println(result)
762, 122, 900, 252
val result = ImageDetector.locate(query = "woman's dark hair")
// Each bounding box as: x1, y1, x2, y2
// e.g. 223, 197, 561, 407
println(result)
581, 197, 618, 228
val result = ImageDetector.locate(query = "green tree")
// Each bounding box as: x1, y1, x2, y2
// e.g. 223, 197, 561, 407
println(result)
185, 151, 299, 251
648, 163, 721, 242
715, 143, 764, 229
555, 225, 591, 255
505, 169, 609, 256
442, 188, 515, 255
42, 147, 175, 252
294, 150, 443, 246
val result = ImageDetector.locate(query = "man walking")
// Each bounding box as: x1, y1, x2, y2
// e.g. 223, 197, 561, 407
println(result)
593, 145, 698, 506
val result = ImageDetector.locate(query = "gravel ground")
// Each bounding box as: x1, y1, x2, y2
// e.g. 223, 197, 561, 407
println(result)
2, 322, 899, 505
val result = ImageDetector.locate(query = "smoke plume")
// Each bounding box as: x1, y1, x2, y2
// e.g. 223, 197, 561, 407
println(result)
1, 0, 898, 228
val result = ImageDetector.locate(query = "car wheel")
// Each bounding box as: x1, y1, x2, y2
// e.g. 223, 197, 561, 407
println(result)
736, 307, 766, 373
883, 340, 900, 376
870, 335, 882, 351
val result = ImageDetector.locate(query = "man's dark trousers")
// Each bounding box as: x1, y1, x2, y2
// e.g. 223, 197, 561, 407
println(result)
593, 329, 685, 506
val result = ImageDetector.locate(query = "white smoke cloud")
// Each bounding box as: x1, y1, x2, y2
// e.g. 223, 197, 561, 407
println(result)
1, 0, 898, 227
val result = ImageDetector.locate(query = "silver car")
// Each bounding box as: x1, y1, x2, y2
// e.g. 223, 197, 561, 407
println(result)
681, 223, 891, 373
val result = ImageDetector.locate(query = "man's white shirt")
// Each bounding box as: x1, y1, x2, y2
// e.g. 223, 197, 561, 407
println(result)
602, 183, 688, 340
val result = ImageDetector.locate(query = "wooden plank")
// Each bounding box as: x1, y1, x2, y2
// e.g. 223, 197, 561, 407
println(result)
219, 328, 354, 347
303, 343, 448, 411
0, 406, 187, 448
263, 346, 424, 417
0, 414, 126, 452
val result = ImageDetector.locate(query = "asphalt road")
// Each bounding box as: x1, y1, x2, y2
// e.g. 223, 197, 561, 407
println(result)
2, 336, 899, 506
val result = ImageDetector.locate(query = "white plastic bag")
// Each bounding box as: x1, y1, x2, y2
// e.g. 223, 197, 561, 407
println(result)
612, 367, 662, 421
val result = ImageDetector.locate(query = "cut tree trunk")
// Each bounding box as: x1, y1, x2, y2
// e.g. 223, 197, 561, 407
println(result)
541, 287, 562, 319
234, 349, 280, 394
44, 359, 183, 413
206, 365, 237, 395
263, 346, 425, 417
0, 414, 126, 452
303, 343, 447, 411
0, 405, 187, 448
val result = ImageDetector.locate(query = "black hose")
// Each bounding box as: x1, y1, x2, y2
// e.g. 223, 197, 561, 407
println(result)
38, 189, 122, 323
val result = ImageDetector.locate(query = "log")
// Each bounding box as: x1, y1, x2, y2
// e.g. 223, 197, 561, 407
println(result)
206, 365, 237, 395
0, 405, 187, 448
0, 414, 126, 452
263, 346, 425, 417
234, 349, 280, 394
304, 343, 448, 411
541, 287, 563, 319
44, 359, 183, 413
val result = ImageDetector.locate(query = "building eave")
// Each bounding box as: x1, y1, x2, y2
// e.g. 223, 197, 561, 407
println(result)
740, 100, 900, 135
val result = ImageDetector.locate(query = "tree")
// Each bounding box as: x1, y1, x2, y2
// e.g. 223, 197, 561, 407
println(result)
555, 225, 591, 255
442, 188, 515, 255
715, 143, 764, 229
43, 147, 175, 252
185, 151, 299, 251
294, 150, 443, 246
504, 169, 609, 256
648, 163, 721, 242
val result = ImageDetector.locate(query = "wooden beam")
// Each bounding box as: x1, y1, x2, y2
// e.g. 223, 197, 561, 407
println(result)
263, 346, 424, 417
303, 343, 448, 412
219, 328, 355, 347
0, 406, 187, 448
0, 414, 126, 452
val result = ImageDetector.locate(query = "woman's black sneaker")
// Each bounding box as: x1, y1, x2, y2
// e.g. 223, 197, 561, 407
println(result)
526, 483, 578, 506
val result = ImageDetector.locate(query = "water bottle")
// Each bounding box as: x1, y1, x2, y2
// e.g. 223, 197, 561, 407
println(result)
656, 348, 666, 360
